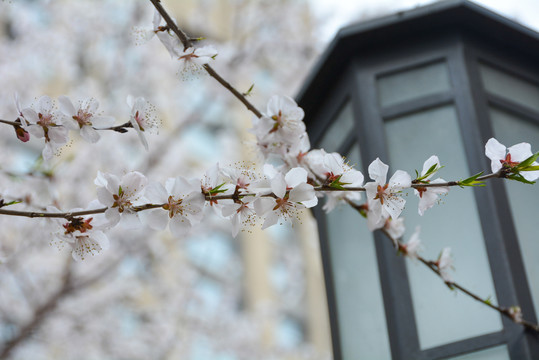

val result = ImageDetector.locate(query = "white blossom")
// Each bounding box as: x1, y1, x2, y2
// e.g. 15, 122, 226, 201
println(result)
174, 45, 218, 81
305, 149, 364, 212
95, 171, 148, 226
384, 217, 406, 240
485, 138, 539, 181
401, 226, 422, 260
20, 95, 69, 160
436, 247, 454, 282
414, 156, 449, 216
222, 197, 257, 237
143, 177, 205, 237
252, 96, 306, 158
127, 95, 160, 150
58, 96, 115, 143
364, 158, 411, 226
48, 203, 110, 262
132, 9, 181, 58
254, 166, 317, 229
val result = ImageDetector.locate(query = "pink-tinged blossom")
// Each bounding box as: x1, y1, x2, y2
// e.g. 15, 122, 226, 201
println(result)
400, 226, 422, 260
485, 138, 539, 181
414, 156, 449, 216
364, 158, 411, 226
174, 45, 218, 81
95, 171, 148, 226
48, 204, 110, 262
58, 96, 115, 143
20, 95, 69, 160
127, 95, 160, 150
13, 124, 29, 142
435, 247, 454, 283
254, 167, 317, 229
143, 177, 205, 237
305, 149, 364, 212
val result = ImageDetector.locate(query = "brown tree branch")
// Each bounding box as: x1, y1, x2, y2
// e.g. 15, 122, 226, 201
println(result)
147, 0, 263, 118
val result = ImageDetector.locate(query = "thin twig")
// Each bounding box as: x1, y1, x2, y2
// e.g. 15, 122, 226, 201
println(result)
147, 0, 263, 118
0, 118, 133, 133
377, 225, 539, 332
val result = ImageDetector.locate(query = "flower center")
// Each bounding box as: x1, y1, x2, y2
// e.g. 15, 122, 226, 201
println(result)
38, 112, 54, 127
374, 183, 389, 204
163, 195, 183, 218
73, 109, 93, 128
112, 187, 132, 213
63, 217, 93, 234
500, 153, 520, 168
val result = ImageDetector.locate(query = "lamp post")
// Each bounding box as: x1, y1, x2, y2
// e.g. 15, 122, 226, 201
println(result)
296, 1, 539, 359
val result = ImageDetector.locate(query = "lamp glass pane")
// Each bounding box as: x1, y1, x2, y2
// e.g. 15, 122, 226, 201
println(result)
443, 344, 510, 360
490, 108, 539, 315
479, 64, 539, 113
377, 61, 451, 108
385, 105, 503, 349
318, 102, 355, 152
324, 143, 392, 360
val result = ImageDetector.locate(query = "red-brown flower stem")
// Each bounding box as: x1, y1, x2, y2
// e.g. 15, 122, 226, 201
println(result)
377, 227, 539, 332
147, 0, 263, 119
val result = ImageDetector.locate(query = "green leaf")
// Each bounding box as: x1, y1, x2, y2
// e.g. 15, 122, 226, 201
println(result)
484, 296, 492, 305
244, 83, 255, 96
208, 183, 229, 195
457, 171, 485, 187
415, 163, 443, 182
329, 175, 351, 190
506, 173, 536, 185
515, 151, 539, 169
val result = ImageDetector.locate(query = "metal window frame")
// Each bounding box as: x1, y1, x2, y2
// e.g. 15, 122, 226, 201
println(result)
310, 31, 539, 360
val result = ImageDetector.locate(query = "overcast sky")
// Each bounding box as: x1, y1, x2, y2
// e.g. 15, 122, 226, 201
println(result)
310, 0, 539, 41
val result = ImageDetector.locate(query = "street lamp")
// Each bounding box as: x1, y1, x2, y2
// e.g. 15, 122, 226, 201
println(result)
296, 1, 539, 359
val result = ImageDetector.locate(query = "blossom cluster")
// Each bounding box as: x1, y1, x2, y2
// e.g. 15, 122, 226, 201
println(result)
35, 93, 538, 264
12, 94, 159, 159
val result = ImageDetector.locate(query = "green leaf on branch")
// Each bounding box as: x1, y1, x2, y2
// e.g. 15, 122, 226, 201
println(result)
243, 84, 255, 96
329, 175, 350, 190
208, 183, 229, 195
515, 151, 539, 170
506, 173, 536, 185
0, 199, 22, 208
484, 296, 492, 305
415, 164, 443, 182
457, 172, 485, 187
